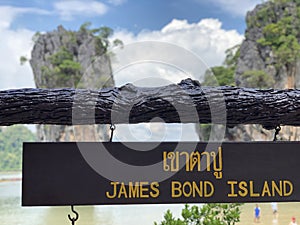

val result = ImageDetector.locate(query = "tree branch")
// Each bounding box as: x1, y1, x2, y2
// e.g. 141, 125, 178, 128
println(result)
0, 79, 299, 129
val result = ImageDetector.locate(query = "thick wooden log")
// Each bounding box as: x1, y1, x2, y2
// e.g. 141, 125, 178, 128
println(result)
0, 78, 299, 129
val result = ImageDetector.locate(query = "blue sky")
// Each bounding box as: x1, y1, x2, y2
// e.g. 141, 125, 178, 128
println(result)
0, 0, 261, 139
5, 0, 257, 34
0, 0, 261, 89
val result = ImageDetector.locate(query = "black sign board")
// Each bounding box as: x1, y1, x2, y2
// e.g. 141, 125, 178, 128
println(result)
22, 142, 299, 206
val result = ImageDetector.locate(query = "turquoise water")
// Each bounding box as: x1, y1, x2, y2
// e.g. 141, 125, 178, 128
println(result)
0, 173, 185, 225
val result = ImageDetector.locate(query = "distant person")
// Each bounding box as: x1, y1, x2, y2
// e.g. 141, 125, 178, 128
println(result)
289, 217, 297, 225
254, 204, 261, 223
271, 202, 278, 220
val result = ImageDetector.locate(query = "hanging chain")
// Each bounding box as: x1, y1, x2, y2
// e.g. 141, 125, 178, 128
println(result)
68, 205, 79, 225
109, 124, 116, 142
273, 125, 281, 141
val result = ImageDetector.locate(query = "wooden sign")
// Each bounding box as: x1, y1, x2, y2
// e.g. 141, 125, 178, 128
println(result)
22, 142, 299, 206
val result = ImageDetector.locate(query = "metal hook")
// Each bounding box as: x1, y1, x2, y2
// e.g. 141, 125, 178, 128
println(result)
273, 125, 281, 141
109, 124, 115, 142
68, 205, 79, 225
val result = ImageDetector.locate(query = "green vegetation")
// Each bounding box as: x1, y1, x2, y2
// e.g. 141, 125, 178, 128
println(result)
240, 70, 275, 88
201, 45, 240, 141
79, 22, 123, 53
21, 22, 123, 88
243, 0, 300, 88
255, 0, 300, 88
258, 18, 300, 67
203, 66, 235, 86
41, 47, 82, 88
155, 204, 242, 225
203, 45, 240, 87
0, 125, 36, 171
246, 0, 300, 28
20, 56, 28, 65
32, 31, 41, 43
246, 5, 276, 28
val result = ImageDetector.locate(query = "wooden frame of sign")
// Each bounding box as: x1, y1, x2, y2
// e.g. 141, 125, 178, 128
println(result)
0, 79, 296, 206
23, 142, 298, 206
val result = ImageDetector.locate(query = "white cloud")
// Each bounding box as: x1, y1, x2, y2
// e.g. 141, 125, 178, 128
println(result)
0, 8, 243, 141
0, 6, 50, 29
0, 30, 35, 90
107, 18, 243, 142
209, 0, 261, 17
108, 0, 127, 6
0, 28, 35, 89
0, 6, 37, 90
110, 18, 244, 86
54, 0, 108, 21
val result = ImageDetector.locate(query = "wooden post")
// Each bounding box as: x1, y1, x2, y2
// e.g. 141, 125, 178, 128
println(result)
0, 79, 299, 129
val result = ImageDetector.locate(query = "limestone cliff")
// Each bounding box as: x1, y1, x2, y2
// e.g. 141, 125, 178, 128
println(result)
236, 0, 300, 89
233, 0, 300, 141
30, 25, 114, 141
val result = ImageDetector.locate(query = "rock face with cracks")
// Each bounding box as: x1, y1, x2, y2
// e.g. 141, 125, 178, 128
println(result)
232, 0, 300, 141
30, 25, 114, 141
236, 1, 300, 89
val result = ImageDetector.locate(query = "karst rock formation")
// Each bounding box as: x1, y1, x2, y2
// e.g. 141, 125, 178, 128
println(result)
233, 0, 300, 141
30, 25, 114, 141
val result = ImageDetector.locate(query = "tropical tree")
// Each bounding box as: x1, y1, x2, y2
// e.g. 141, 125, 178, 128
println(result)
155, 204, 242, 225
257, 1, 300, 88
203, 45, 240, 87
0, 125, 36, 171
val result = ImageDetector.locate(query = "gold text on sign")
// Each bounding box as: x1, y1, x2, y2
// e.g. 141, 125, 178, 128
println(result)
163, 147, 223, 179
106, 181, 160, 199
227, 180, 293, 197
